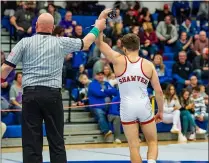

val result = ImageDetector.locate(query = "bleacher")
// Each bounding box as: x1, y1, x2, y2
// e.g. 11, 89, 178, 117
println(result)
1, 8, 208, 148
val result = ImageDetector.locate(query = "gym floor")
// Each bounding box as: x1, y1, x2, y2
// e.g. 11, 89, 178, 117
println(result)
1, 140, 208, 163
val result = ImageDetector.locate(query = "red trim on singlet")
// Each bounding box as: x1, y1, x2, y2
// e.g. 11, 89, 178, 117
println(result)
141, 58, 151, 80
121, 120, 139, 125
126, 56, 141, 63
116, 55, 127, 78
140, 117, 155, 125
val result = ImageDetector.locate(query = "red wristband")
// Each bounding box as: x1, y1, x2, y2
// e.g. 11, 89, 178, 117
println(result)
1, 78, 5, 83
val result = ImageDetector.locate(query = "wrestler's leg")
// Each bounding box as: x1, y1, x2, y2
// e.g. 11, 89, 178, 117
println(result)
141, 120, 158, 162
122, 122, 142, 163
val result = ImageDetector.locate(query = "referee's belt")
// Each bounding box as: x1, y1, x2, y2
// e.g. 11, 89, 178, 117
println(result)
23, 86, 61, 92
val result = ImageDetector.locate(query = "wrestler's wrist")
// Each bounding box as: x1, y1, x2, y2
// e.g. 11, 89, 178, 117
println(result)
90, 27, 100, 38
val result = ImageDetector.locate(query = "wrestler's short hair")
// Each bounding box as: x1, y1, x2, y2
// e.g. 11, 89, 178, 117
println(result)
121, 33, 139, 51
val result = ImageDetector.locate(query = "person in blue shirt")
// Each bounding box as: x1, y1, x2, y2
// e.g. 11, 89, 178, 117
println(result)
107, 90, 122, 144
88, 69, 117, 139
179, 18, 197, 38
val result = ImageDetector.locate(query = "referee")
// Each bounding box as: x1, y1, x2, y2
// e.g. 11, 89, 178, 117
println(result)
1, 13, 106, 163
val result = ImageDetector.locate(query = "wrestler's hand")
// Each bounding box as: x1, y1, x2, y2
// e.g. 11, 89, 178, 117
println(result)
95, 19, 106, 32
98, 8, 113, 20
155, 111, 163, 123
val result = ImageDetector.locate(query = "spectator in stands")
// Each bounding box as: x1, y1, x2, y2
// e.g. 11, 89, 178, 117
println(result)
197, 1, 209, 30
130, 25, 140, 36
108, 90, 122, 144
172, 1, 190, 24
106, 8, 123, 38
123, 7, 138, 33
76, 64, 88, 87
112, 38, 124, 55
153, 54, 170, 90
108, 73, 118, 88
9, 72, 22, 124
172, 51, 193, 94
163, 84, 187, 142
137, 7, 153, 27
191, 86, 208, 134
179, 18, 197, 38
1, 1, 16, 18
186, 75, 200, 94
103, 64, 113, 81
72, 25, 84, 39
77, 74, 91, 106
52, 26, 65, 37
1, 51, 15, 101
59, 11, 77, 37
1, 96, 10, 117
88, 69, 117, 139
157, 4, 173, 23
156, 15, 178, 52
10, 1, 35, 40
1, 122, 6, 138
175, 32, 194, 62
200, 85, 209, 107
194, 31, 208, 56
179, 89, 206, 141
47, 4, 61, 25
140, 22, 158, 60
193, 48, 209, 80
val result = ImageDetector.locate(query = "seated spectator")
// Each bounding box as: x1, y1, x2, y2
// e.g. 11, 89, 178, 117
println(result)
47, 4, 61, 25
172, 51, 193, 94
9, 72, 23, 124
108, 91, 122, 144
1, 1, 16, 18
193, 48, 209, 80
175, 32, 194, 62
103, 64, 113, 81
186, 75, 200, 94
106, 8, 123, 38
163, 84, 186, 142
88, 70, 117, 139
112, 38, 124, 55
140, 22, 158, 60
191, 86, 208, 134
200, 85, 209, 107
157, 4, 173, 23
108, 73, 118, 88
153, 54, 170, 89
76, 64, 88, 86
72, 25, 84, 39
77, 74, 91, 106
59, 11, 77, 37
179, 89, 206, 141
10, 1, 35, 40
123, 7, 138, 33
172, 1, 190, 24
52, 26, 65, 37
136, 7, 153, 27
130, 25, 140, 36
194, 31, 208, 56
156, 15, 178, 52
1, 122, 6, 138
197, 1, 209, 30
179, 18, 196, 38
1, 51, 15, 101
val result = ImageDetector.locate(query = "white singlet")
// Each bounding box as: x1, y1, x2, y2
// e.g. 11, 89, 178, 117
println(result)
116, 56, 154, 125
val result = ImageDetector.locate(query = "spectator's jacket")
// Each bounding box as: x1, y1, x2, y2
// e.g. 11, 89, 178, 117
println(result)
108, 91, 120, 116
1, 70, 15, 101
172, 1, 190, 17
163, 96, 181, 114
59, 18, 76, 30
140, 31, 158, 45
172, 61, 193, 84
71, 51, 88, 69
193, 55, 209, 71
155, 65, 170, 83
190, 96, 206, 117
179, 22, 196, 37
156, 21, 178, 43
88, 79, 117, 109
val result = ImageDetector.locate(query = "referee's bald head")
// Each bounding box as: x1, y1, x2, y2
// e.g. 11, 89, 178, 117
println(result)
36, 13, 54, 34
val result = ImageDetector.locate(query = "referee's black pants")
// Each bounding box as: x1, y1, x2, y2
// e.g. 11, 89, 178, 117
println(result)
22, 86, 67, 163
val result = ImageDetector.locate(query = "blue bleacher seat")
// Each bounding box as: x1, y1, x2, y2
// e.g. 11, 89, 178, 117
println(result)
164, 46, 173, 53
2, 113, 16, 125
163, 53, 174, 60
58, 8, 67, 19
156, 123, 173, 133
164, 61, 175, 70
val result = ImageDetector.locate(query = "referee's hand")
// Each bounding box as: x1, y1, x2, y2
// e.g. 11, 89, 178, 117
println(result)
95, 19, 106, 32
